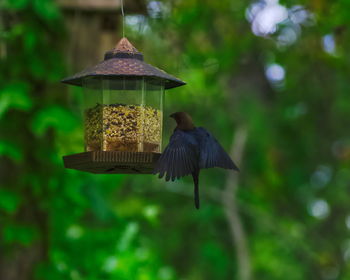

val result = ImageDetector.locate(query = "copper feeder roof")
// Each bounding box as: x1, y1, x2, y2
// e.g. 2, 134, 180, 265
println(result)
61, 37, 185, 89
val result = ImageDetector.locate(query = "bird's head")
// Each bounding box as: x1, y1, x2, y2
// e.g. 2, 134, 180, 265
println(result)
170, 112, 195, 131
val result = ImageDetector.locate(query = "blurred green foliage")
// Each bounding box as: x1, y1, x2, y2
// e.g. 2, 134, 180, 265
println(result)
2, 0, 350, 279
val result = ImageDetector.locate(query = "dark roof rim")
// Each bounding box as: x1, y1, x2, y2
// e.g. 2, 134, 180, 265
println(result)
61, 74, 186, 89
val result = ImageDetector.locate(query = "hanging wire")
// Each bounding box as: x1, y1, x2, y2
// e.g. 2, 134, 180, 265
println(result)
121, 0, 125, 37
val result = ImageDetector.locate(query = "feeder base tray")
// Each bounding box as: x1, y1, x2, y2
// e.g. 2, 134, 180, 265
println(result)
63, 151, 161, 174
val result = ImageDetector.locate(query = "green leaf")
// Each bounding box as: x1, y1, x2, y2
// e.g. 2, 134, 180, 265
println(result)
0, 140, 23, 162
31, 105, 79, 136
0, 189, 21, 214
0, 82, 33, 117
4, 0, 29, 10
33, 0, 60, 21
3, 224, 38, 246
118, 222, 139, 252
24, 29, 38, 51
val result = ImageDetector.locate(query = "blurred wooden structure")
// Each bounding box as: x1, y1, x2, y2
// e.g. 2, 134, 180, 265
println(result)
57, 0, 146, 71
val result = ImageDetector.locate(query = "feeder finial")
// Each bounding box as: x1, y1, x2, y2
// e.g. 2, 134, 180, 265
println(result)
115, 37, 140, 54
103, 37, 143, 61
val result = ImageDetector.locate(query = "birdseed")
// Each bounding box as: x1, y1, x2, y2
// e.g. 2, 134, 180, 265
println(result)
84, 103, 161, 152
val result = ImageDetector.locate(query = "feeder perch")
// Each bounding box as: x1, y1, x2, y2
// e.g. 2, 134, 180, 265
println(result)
62, 37, 185, 174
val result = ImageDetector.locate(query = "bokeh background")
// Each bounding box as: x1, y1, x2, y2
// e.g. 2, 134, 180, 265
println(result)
1, 0, 350, 279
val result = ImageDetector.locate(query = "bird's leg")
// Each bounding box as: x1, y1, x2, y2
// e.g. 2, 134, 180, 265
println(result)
192, 169, 200, 209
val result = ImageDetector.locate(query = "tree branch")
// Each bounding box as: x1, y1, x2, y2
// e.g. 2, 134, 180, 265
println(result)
221, 126, 252, 280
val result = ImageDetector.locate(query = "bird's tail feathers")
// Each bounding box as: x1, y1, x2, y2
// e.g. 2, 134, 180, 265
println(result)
192, 170, 200, 209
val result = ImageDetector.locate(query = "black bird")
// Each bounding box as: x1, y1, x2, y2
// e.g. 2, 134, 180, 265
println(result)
153, 112, 239, 209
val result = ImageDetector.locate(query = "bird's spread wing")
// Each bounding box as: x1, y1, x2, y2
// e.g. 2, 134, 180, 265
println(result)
153, 129, 199, 181
197, 127, 239, 171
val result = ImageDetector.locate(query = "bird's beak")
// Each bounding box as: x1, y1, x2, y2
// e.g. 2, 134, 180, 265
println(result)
169, 113, 175, 118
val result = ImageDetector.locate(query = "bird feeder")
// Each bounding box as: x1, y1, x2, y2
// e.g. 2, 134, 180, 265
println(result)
62, 38, 185, 174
